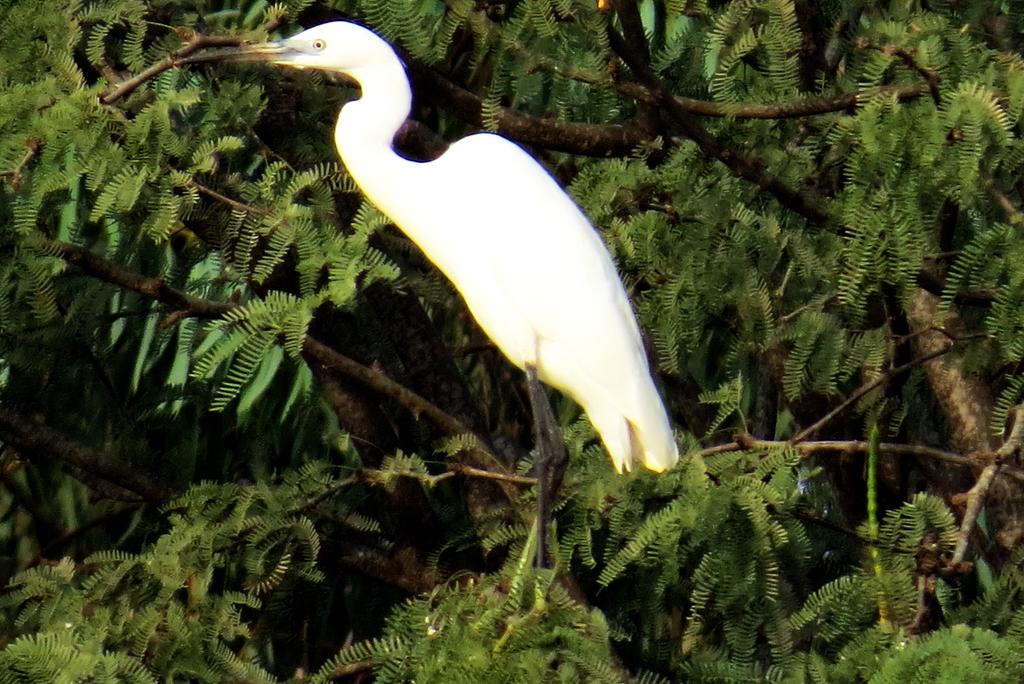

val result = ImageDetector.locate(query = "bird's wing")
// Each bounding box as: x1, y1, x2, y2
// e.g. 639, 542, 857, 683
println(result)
435, 133, 644, 353
428, 133, 677, 473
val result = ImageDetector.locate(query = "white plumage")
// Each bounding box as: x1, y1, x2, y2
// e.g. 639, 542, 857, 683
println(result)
229, 21, 678, 473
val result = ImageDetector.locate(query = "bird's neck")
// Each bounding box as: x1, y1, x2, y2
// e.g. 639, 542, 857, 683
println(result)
334, 62, 413, 182
333, 59, 444, 262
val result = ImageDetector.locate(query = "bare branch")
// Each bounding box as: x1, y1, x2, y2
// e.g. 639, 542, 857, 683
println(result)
301, 338, 504, 471
611, 68, 928, 120
190, 179, 269, 216
987, 174, 1024, 226
703, 434, 970, 467
54, 241, 510, 473
952, 465, 999, 565
606, 25, 830, 224
952, 405, 1024, 565
0, 139, 41, 188
790, 345, 955, 444
451, 464, 536, 486
56, 242, 235, 318
101, 32, 244, 105
0, 405, 175, 502
412, 65, 649, 157
857, 39, 941, 105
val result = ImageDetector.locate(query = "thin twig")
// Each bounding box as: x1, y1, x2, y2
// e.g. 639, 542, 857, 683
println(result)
101, 32, 243, 105
857, 40, 942, 105
0, 139, 41, 188
0, 405, 174, 502
190, 179, 269, 216
951, 405, 1024, 565
790, 438, 967, 465
301, 338, 502, 469
354, 463, 536, 488
54, 240, 509, 471
615, 81, 929, 119
702, 435, 969, 466
412, 65, 649, 157
951, 462, 999, 566
605, 24, 830, 225
449, 464, 536, 486
986, 175, 1024, 225
323, 660, 375, 681
57, 242, 235, 318
776, 294, 839, 325
509, 4, 929, 124
790, 345, 954, 444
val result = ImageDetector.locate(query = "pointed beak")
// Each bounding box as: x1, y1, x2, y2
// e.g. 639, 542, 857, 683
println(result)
181, 40, 358, 87
179, 41, 302, 67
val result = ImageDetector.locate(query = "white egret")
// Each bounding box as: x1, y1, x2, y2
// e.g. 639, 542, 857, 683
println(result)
209, 22, 678, 478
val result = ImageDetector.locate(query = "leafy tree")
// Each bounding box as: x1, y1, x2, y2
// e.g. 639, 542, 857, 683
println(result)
4, 0, 1024, 681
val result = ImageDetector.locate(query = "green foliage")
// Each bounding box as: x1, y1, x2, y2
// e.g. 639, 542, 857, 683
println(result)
311, 566, 628, 684
0, 463, 348, 681
867, 625, 1024, 684
6, 0, 1024, 682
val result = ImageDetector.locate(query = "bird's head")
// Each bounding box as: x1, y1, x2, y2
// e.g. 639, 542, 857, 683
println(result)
199, 22, 399, 76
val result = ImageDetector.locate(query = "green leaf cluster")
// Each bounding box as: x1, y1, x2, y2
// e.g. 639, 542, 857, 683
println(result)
6, 0, 1024, 682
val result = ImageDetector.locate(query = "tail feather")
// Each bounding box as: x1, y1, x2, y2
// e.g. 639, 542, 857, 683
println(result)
628, 417, 678, 473
587, 395, 678, 474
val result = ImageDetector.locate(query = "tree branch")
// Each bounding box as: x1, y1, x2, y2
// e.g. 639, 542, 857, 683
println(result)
0, 405, 175, 502
302, 338, 504, 470
0, 404, 449, 592
906, 290, 997, 455
951, 463, 999, 567
858, 39, 941, 105
54, 241, 511, 475
0, 138, 40, 189
606, 25, 830, 224
790, 345, 955, 444
703, 434, 973, 467
614, 81, 928, 119
987, 174, 1024, 226
100, 32, 244, 105
57, 242, 235, 317
411, 65, 649, 157
190, 178, 269, 216
951, 405, 1024, 565
916, 266, 998, 305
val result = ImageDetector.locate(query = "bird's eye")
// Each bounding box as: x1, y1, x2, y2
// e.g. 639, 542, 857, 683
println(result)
312, 39, 326, 50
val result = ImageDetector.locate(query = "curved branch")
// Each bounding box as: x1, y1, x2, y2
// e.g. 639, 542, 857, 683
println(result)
0, 138, 40, 189
302, 338, 498, 463
951, 405, 1024, 565
101, 33, 244, 105
858, 39, 941, 105
53, 241, 508, 472
606, 26, 830, 224
0, 404, 451, 591
411, 65, 649, 157
57, 242, 235, 317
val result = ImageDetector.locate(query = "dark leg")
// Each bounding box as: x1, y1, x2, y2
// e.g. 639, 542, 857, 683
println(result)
525, 364, 568, 568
